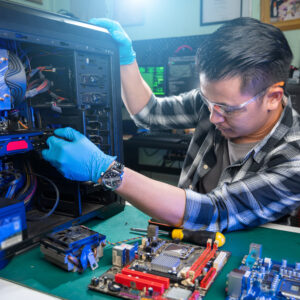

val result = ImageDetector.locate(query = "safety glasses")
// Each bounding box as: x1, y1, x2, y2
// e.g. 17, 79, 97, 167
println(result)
200, 81, 284, 117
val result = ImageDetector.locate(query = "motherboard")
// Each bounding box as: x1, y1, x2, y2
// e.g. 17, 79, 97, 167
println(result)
88, 231, 231, 300
226, 243, 300, 299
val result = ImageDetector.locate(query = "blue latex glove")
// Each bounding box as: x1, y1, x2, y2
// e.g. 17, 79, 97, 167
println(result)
89, 18, 136, 65
42, 127, 116, 183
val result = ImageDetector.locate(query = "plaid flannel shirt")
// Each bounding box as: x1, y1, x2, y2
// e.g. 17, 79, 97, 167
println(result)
131, 89, 300, 232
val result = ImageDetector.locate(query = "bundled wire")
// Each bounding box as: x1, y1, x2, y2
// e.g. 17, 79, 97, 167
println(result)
18, 120, 28, 129
48, 91, 68, 103
26, 173, 60, 221
1, 161, 60, 221
16, 161, 37, 206
0, 39, 31, 70
26, 67, 51, 98
25, 66, 68, 108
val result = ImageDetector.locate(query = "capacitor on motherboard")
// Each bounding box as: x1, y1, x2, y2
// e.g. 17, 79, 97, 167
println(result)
148, 287, 153, 296
91, 277, 99, 286
293, 271, 297, 277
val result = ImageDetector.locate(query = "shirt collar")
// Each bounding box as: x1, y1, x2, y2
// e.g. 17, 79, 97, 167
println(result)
252, 95, 293, 164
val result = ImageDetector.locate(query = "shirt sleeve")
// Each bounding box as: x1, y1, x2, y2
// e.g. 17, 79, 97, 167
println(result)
131, 89, 204, 130
183, 155, 300, 232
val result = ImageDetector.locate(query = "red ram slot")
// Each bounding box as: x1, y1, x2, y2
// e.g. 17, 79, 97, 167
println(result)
200, 267, 217, 288
122, 268, 169, 288
189, 290, 201, 300
192, 243, 218, 282
115, 273, 165, 294
187, 240, 211, 278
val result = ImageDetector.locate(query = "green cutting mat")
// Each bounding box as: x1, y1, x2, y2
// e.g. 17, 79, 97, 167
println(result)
0, 205, 299, 300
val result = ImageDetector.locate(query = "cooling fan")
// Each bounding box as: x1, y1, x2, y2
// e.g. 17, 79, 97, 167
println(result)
48, 225, 98, 248
40, 225, 106, 272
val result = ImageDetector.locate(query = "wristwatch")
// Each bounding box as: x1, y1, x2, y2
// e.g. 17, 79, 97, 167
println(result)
101, 161, 124, 191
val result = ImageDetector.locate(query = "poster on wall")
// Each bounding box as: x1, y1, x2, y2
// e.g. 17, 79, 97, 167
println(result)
261, 0, 300, 30
270, 0, 300, 22
200, 0, 242, 25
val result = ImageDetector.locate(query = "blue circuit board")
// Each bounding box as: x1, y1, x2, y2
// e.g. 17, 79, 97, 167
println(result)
226, 243, 300, 299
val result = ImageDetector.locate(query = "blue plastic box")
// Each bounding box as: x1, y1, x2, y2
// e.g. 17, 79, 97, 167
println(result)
0, 198, 27, 269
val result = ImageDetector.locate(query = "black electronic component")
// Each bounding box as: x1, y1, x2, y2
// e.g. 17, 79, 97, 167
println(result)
91, 277, 100, 286
168, 55, 199, 96
108, 282, 122, 292
279, 278, 300, 299
132, 35, 207, 97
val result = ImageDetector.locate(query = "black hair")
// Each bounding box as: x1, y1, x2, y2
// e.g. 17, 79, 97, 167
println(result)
196, 17, 293, 94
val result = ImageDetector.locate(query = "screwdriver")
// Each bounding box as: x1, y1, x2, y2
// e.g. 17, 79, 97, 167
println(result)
130, 227, 225, 247
171, 228, 225, 247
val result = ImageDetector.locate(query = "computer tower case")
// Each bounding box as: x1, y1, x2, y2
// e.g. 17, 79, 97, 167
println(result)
0, 1, 125, 254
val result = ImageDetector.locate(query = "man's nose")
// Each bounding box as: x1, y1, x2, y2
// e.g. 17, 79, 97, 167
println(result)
209, 108, 225, 124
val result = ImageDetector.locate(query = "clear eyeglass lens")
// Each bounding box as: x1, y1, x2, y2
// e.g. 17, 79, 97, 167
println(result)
202, 94, 250, 117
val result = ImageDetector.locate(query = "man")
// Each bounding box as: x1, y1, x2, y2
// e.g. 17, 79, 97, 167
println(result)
42, 17, 300, 232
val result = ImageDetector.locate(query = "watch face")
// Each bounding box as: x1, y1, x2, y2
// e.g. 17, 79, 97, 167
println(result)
103, 173, 122, 189
102, 164, 124, 190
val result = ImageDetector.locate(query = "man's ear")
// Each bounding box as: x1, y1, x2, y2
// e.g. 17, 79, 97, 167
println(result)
266, 85, 284, 111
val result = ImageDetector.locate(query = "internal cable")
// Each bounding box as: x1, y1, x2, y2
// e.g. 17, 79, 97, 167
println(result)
16, 161, 33, 203
22, 176, 37, 206
26, 173, 60, 221
18, 120, 28, 129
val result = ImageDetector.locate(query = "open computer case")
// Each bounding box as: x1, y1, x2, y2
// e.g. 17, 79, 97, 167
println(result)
0, 1, 125, 257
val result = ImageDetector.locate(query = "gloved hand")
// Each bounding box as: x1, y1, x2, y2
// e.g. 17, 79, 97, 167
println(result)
42, 127, 116, 183
89, 18, 136, 65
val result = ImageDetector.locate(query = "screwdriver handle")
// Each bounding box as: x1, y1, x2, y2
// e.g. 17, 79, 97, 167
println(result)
171, 229, 225, 247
